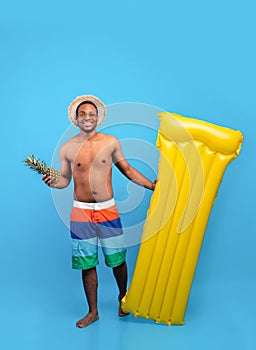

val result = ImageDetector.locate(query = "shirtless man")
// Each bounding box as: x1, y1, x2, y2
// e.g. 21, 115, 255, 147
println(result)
43, 95, 156, 328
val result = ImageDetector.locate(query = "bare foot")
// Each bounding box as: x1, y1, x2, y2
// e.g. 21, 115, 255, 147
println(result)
118, 295, 130, 317
76, 312, 99, 328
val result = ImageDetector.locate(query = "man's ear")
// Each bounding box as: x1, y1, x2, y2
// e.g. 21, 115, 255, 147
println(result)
74, 116, 79, 125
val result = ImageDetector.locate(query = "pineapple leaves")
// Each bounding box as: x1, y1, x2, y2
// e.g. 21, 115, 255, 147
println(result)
23, 154, 60, 180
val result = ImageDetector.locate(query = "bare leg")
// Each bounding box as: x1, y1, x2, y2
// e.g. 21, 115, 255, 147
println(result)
113, 261, 130, 317
76, 267, 99, 328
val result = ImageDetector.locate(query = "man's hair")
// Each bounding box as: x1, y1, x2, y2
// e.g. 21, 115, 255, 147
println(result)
76, 101, 98, 116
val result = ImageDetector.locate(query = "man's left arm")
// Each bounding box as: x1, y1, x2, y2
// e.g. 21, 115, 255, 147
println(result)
112, 138, 157, 191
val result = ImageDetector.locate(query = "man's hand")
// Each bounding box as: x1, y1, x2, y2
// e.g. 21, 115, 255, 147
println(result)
151, 179, 158, 191
42, 174, 59, 188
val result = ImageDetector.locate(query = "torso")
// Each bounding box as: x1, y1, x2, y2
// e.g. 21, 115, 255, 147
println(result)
64, 132, 116, 202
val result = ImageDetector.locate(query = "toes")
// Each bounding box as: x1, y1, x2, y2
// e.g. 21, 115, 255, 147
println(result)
76, 314, 99, 328
119, 312, 130, 317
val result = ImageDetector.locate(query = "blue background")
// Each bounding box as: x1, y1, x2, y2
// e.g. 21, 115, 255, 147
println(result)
1, 0, 255, 349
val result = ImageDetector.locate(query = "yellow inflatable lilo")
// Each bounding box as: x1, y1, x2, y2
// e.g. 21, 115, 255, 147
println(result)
122, 112, 243, 325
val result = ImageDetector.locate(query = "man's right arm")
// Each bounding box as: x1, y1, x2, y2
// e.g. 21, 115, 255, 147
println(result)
42, 145, 72, 189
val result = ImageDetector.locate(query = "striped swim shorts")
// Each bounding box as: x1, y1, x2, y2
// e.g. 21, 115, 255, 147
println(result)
70, 198, 126, 270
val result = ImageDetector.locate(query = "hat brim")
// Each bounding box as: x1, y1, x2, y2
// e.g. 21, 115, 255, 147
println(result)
68, 95, 106, 127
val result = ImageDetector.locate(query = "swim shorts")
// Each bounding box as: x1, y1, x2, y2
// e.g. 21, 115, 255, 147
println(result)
70, 198, 126, 270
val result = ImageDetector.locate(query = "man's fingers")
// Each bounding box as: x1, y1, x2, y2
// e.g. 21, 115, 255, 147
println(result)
47, 177, 55, 186
42, 175, 55, 186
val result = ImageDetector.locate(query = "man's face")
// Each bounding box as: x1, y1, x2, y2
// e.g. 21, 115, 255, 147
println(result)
76, 103, 98, 132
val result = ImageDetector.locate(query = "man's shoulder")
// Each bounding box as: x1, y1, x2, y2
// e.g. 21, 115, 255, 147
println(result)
60, 135, 80, 150
97, 132, 119, 143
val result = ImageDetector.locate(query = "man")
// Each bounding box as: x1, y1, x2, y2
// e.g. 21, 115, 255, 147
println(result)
43, 95, 156, 328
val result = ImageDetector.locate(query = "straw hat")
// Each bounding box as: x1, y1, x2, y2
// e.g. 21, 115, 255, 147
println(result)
68, 95, 106, 126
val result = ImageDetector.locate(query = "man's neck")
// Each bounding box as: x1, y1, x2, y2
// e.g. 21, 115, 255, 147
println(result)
78, 130, 97, 142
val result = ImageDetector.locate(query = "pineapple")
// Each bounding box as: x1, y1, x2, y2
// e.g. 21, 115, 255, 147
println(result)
23, 154, 60, 180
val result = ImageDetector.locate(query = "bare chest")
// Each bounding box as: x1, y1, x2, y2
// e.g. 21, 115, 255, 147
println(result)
69, 142, 113, 172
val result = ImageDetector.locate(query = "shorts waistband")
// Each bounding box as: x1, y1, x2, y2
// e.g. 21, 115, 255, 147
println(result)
73, 198, 115, 210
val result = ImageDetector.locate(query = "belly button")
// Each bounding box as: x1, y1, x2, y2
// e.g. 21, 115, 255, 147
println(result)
77, 163, 81, 167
